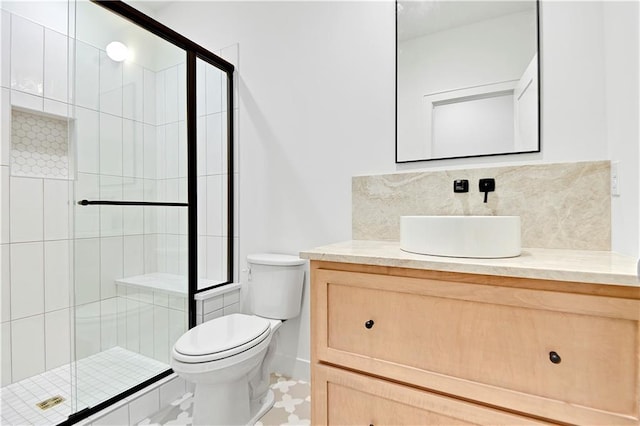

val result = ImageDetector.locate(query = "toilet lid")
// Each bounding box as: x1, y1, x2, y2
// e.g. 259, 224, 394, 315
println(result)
174, 314, 271, 358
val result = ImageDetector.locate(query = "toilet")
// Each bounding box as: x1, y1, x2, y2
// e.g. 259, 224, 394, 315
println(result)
170, 253, 306, 426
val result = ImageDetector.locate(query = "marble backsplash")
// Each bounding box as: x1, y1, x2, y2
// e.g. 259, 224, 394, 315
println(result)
353, 161, 611, 250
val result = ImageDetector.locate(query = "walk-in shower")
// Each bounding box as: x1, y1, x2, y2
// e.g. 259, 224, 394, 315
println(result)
1, 1, 234, 424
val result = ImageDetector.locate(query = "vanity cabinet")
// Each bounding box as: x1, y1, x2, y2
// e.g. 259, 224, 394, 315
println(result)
310, 261, 640, 425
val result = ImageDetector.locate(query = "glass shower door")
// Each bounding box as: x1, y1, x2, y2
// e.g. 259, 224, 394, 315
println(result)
71, 0, 188, 413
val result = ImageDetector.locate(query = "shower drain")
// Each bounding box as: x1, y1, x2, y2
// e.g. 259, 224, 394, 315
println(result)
36, 395, 65, 410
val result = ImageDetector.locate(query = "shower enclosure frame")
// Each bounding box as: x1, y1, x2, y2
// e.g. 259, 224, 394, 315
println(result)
62, 1, 235, 424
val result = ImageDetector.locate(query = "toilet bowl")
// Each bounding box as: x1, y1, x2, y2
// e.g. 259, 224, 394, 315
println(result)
170, 253, 305, 425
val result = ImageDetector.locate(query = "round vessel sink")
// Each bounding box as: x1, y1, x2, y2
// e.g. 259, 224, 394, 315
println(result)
400, 215, 521, 258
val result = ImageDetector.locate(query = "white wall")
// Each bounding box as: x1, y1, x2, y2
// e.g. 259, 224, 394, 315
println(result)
602, 1, 639, 259
155, 0, 639, 379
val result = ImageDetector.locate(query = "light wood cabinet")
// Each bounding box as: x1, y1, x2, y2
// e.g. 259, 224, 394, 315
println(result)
310, 261, 640, 425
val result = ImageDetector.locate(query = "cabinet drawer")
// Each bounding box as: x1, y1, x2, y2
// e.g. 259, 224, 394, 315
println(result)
313, 267, 640, 425
313, 364, 549, 425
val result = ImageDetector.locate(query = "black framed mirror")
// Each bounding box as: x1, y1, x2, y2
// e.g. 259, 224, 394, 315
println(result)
396, 0, 540, 163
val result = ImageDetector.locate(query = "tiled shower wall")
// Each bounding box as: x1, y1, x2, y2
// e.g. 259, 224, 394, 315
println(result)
1, 10, 76, 387
1, 7, 237, 387
353, 160, 611, 250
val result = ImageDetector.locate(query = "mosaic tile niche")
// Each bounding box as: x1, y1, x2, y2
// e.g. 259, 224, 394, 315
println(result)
11, 109, 70, 179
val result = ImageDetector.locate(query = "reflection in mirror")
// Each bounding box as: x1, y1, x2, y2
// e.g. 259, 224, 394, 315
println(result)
396, 1, 539, 162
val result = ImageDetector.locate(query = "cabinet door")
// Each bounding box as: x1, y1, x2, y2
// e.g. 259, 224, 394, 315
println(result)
312, 266, 640, 425
313, 364, 548, 425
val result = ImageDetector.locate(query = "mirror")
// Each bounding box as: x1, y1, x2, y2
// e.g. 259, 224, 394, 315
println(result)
396, 1, 540, 163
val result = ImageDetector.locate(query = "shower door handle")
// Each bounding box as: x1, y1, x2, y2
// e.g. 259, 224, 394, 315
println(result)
77, 199, 188, 207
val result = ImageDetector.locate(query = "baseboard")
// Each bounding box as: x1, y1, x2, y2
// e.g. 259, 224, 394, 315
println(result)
272, 353, 310, 382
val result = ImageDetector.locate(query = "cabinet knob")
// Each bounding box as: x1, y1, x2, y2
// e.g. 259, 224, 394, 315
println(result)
549, 351, 561, 364
365, 320, 375, 329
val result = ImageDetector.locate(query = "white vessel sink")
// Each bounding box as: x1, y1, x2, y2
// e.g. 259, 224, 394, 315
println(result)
400, 215, 521, 258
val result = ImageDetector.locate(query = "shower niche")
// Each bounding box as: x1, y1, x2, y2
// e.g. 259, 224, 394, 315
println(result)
10, 109, 71, 179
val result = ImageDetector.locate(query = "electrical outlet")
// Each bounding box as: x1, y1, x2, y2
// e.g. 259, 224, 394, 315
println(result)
611, 161, 620, 196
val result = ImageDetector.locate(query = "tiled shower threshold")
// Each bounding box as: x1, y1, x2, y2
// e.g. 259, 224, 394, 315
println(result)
1, 347, 169, 426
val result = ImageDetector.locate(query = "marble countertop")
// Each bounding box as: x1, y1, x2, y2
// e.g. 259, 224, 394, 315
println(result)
300, 240, 640, 287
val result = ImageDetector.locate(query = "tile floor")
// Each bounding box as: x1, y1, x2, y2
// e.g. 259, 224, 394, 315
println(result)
139, 373, 311, 426
1, 347, 169, 426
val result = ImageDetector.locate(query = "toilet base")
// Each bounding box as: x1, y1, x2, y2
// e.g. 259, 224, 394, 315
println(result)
249, 389, 275, 425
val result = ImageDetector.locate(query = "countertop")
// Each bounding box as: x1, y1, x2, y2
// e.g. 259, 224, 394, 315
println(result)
300, 240, 640, 287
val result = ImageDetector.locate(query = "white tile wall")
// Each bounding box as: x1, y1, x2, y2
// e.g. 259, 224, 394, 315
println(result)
100, 298, 118, 350
178, 121, 187, 179
74, 238, 100, 305
142, 124, 156, 179
206, 112, 223, 175
155, 70, 165, 126
153, 305, 169, 363
196, 116, 206, 175
10, 242, 44, 319
100, 236, 123, 299
144, 234, 158, 273
205, 64, 222, 115
44, 239, 70, 312
99, 175, 123, 237
75, 301, 101, 359
1, 89, 11, 165
165, 122, 179, 179
129, 388, 160, 424
206, 175, 222, 236
43, 179, 69, 240
99, 113, 123, 176
125, 297, 140, 352
11, 314, 45, 381
92, 402, 129, 426
75, 173, 100, 238
75, 107, 100, 174
11, 15, 44, 95
0, 11, 10, 89
177, 63, 186, 123
43, 28, 67, 102
9, 176, 43, 242
139, 303, 154, 358
122, 119, 144, 179
123, 62, 143, 122
123, 235, 144, 277
1, 321, 11, 386
206, 236, 223, 281
44, 308, 70, 370
142, 69, 156, 125
75, 41, 99, 110
99, 51, 123, 116
194, 285, 241, 325
43, 97, 68, 117
163, 66, 178, 124
158, 376, 186, 407
10, 89, 43, 111
0, 166, 8, 243
1, 243, 10, 322
155, 125, 166, 179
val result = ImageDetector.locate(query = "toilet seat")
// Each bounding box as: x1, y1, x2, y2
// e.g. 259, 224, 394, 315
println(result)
173, 314, 271, 364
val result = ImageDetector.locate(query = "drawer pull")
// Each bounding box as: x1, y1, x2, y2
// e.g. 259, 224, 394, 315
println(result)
549, 351, 562, 364
365, 320, 375, 329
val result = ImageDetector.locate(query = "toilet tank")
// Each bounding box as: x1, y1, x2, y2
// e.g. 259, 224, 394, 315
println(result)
247, 253, 306, 320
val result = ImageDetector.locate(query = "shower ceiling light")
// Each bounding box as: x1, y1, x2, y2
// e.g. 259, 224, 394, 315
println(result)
106, 41, 129, 62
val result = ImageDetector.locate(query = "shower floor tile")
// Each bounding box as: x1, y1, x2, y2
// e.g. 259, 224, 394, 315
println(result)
139, 373, 311, 426
1, 346, 169, 426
